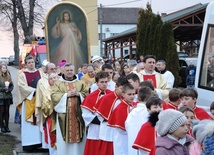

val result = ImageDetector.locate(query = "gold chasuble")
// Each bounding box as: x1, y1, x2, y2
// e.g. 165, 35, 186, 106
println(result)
17, 69, 41, 123
51, 77, 88, 143
133, 70, 171, 100
80, 74, 95, 90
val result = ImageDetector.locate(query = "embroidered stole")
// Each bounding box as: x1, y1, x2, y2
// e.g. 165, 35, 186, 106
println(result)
66, 83, 82, 143
143, 74, 157, 88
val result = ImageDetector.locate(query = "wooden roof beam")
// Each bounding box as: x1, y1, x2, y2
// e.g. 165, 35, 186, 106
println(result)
173, 24, 203, 26
195, 14, 204, 24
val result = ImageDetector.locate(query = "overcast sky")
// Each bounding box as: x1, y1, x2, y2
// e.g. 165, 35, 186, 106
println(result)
98, 0, 213, 13
1, 0, 213, 57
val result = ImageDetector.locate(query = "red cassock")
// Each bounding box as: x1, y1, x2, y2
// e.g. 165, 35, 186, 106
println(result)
95, 91, 120, 120
94, 92, 121, 155
97, 140, 114, 155
193, 106, 212, 120
43, 117, 56, 148
84, 139, 99, 155
81, 89, 112, 155
163, 102, 178, 110
81, 89, 112, 112
108, 100, 133, 130
132, 121, 156, 155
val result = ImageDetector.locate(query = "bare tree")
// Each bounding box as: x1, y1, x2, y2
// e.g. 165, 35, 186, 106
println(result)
0, 0, 57, 65
0, 0, 20, 65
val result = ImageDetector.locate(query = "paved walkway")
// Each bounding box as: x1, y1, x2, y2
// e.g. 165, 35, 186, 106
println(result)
7, 96, 48, 155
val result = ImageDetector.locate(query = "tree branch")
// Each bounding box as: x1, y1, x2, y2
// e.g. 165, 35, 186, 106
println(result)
17, 0, 28, 36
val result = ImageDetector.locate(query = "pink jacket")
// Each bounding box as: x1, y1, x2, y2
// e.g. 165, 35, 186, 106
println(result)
155, 135, 194, 155
189, 141, 202, 155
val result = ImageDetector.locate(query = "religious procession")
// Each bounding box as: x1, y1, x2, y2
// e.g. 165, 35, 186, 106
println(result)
1, 53, 212, 155
1, 0, 214, 155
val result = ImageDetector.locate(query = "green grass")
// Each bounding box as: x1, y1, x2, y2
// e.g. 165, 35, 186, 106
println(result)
0, 133, 20, 155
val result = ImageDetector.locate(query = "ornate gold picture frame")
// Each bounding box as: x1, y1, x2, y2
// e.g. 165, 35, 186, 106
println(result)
45, 2, 90, 70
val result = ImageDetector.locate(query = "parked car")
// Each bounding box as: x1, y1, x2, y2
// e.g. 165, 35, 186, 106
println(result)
0, 57, 9, 65
179, 57, 198, 66
123, 54, 136, 60
178, 52, 189, 58
8, 55, 15, 65
178, 59, 188, 87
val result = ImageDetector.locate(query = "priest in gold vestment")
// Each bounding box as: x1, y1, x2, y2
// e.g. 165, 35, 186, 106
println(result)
80, 64, 95, 91
133, 55, 170, 100
51, 63, 88, 155
16, 56, 42, 151
35, 63, 58, 154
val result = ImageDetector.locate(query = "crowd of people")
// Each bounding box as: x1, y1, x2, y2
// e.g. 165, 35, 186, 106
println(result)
1, 54, 214, 155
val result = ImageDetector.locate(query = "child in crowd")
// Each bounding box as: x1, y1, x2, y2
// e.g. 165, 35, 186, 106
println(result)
108, 83, 135, 155
139, 80, 168, 110
209, 101, 214, 118
179, 106, 195, 136
179, 106, 202, 155
139, 80, 154, 90
90, 63, 115, 92
163, 88, 181, 110
94, 76, 129, 155
192, 120, 214, 155
126, 73, 140, 102
81, 71, 111, 155
125, 86, 153, 155
133, 96, 163, 155
186, 70, 195, 88
155, 109, 194, 155
180, 88, 212, 120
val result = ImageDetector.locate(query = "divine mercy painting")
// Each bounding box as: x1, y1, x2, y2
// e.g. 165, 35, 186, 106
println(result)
45, 2, 90, 69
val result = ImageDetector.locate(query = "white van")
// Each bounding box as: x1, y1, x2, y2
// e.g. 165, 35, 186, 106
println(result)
195, 1, 214, 107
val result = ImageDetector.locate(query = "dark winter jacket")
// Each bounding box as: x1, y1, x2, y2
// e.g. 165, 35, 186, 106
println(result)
187, 65, 196, 74
155, 134, 194, 155
186, 75, 195, 86
0, 76, 13, 100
